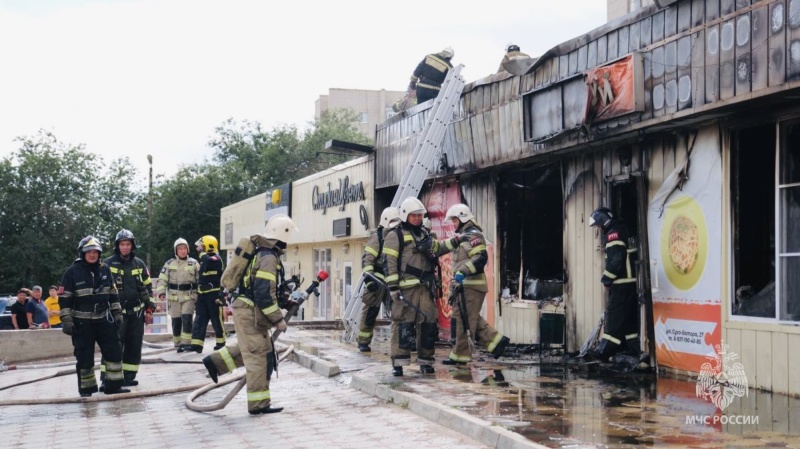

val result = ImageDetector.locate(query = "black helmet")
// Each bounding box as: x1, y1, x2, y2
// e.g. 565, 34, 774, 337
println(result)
77, 236, 103, 258
506, 44, 520, 53
115, 229, 136, 250
589, 207, 614, 229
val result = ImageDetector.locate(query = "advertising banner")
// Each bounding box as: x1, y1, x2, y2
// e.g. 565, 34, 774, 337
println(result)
647, 126, 722, 371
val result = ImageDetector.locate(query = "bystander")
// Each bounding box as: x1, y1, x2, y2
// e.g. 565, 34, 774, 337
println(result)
45, 285, 62, 328
10, 289, 29, 330
26, 286, 50, 329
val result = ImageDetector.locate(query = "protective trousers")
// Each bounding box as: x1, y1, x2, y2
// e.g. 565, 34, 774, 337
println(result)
448, 287, 503, 363
191, 292, 226, 350
100, 311, 145, 384
357, 287, 386, 346
597, 283, 639, 358
169, 299, 195, 347
73, 318, 124, 396
390, 284, 437, 367
416, 86, 439, 104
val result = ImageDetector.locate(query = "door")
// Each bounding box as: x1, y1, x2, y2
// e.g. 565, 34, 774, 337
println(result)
343, 262, 353, 314
313, 248, 332, 320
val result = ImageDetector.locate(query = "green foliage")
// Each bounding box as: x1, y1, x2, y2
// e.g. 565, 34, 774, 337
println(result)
0, 131, 142, 291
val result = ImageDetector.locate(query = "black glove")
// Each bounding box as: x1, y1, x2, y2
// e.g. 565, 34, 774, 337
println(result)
62, 317, 74, 336
114, 312, 124, 327
215, 291, 226, 306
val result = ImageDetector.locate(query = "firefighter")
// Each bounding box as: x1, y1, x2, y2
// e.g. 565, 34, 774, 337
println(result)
383, 197, 439, 376
589, 207, 639, 360
189, 235, 226, 353
101, 229, 155, 388
431, 204, 509, 365
409, 47, 454, 104
156, 238, 199, 352
59, 236, 129, 397
357, 207, 401, 352
497, 43, 531, 73
202, 214, 299, 415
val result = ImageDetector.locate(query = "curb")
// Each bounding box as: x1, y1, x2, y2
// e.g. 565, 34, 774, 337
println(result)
350, 373, 548, 449
279, 340, 340, 378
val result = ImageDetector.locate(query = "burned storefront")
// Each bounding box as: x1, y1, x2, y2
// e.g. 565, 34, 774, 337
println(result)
373, 0, 800, 394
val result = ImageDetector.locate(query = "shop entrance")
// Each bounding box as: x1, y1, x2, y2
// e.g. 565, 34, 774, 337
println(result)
313, 248, 332, 320
497, 164, 564, 299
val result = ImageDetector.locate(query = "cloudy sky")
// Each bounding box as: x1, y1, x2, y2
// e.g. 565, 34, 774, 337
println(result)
0, 0, 606, 180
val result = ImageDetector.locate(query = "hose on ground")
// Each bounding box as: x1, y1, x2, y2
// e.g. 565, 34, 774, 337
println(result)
184, 345, 293, 413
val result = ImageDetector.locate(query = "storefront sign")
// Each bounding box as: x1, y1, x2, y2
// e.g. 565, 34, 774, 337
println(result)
584, 53, 644, 123
311, 176, 366, 214
647, 126, 722, 372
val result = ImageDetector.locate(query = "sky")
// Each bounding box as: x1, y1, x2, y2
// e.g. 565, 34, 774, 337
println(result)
0, 0, 606, 181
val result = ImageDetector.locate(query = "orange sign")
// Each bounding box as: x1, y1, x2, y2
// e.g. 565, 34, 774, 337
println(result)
584, 53, 643, 123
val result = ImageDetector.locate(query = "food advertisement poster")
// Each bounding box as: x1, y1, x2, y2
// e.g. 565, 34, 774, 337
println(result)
647, 126, 722, 371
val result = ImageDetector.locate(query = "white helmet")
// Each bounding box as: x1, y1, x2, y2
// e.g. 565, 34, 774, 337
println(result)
174, 238, 189, 255
399, 197, 426, 222
441, 47, 454, 59
379, 207, 401, 230
422, 217, 432, 230
264, 214, 299, 242
446, 203, 475, 223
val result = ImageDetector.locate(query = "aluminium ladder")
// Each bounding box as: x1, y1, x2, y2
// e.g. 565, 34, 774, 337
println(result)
342, 64, 466, 343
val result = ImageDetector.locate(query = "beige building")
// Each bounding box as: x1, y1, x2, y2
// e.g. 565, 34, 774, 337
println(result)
315, 88, 405, 140
607, 0, 655, 21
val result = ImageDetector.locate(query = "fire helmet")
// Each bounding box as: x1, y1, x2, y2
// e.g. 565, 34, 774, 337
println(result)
195, 235, 219, 254
77, 236, 103, 258
115, 229, 136, 250
589, 207, 614, 229
174, 238, 189, 256
446, 203, 475, 224
379, 207, 401, 230
399, 197, 426, 222
264, 214, 299, 243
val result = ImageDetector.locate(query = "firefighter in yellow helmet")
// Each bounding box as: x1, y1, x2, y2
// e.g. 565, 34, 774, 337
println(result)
357, 207, 401, 352
202, 214, 299, 414
59, 236, 129, 396
156, 238, 199, 352
431, 204, 509, 365
189, 235, 226, 353
383, 197, 439, 376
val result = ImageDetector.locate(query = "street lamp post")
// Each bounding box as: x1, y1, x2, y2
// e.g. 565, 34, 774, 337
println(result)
147, 154, 153, 273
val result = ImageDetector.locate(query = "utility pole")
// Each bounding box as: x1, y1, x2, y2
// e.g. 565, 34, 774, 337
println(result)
147, 154, 153, 273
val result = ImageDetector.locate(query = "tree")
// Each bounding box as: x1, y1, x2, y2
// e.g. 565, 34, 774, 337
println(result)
0, 131, 143, 291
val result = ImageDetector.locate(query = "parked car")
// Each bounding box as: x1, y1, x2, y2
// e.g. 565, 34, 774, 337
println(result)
0, 295, 15, 330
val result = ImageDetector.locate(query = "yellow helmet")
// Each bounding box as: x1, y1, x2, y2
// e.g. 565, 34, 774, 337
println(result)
195, 235, 218, 254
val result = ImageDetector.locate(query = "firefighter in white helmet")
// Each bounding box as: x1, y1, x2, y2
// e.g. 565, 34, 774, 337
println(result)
357, 207, 401, 352
431, 203, 509, 364
382, 197, 440, 376
203, 214, 299, 415
156, 238, 199, 352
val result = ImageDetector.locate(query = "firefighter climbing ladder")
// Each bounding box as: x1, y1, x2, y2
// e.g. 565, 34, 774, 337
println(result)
342, 64, 466, 343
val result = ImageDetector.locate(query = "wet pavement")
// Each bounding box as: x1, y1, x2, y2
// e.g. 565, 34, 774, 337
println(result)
281, 326, 800, 448
3, 325, 800, 448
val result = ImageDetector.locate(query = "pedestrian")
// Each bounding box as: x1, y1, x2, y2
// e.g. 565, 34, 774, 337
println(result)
58, 236, 129, 396
430, 204, 509, 365
45, 285, 62, 328
497, 43, 530, 73
589, 207, 639, 360
202, 214, 300, 415
10, 289, 29, 330
383, 197, 439, 376
409, 47, 454, 104
26, 285, 50, 329
189, 235, 226, 353
102, 229, 156, 388
357, 207, 401, 352
156, 238, 199, 352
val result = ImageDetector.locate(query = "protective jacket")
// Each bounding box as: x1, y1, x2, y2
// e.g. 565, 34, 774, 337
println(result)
432, 221, 488, 293
411, 53, 453, 92
383, 224, 437, 291
105, 252, 154, 314
600, 221, 637, 286
198, 251, 223, 294
59, 259, 121, 320
237, 240, 285, 324
156, 256, 199, 301
362, 229, 386, 282
497, 49, 531, 73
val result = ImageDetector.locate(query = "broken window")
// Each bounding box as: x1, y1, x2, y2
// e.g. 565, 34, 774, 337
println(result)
779, 121, 800, 320
732, 124, 776, 318
497, 165, 564, 299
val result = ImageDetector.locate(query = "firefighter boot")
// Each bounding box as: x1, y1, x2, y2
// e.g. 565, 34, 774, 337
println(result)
358, 343, 371, 352
491, 336, 510, 359
249, 406, 284, 415
190, 344, 204, 354
392, 366, 403, 377
213, 343, 225, 351
104, 386, 131, 395
203, 356, 219, 383
419, 364, 435, 374
442, 359, 467, 366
